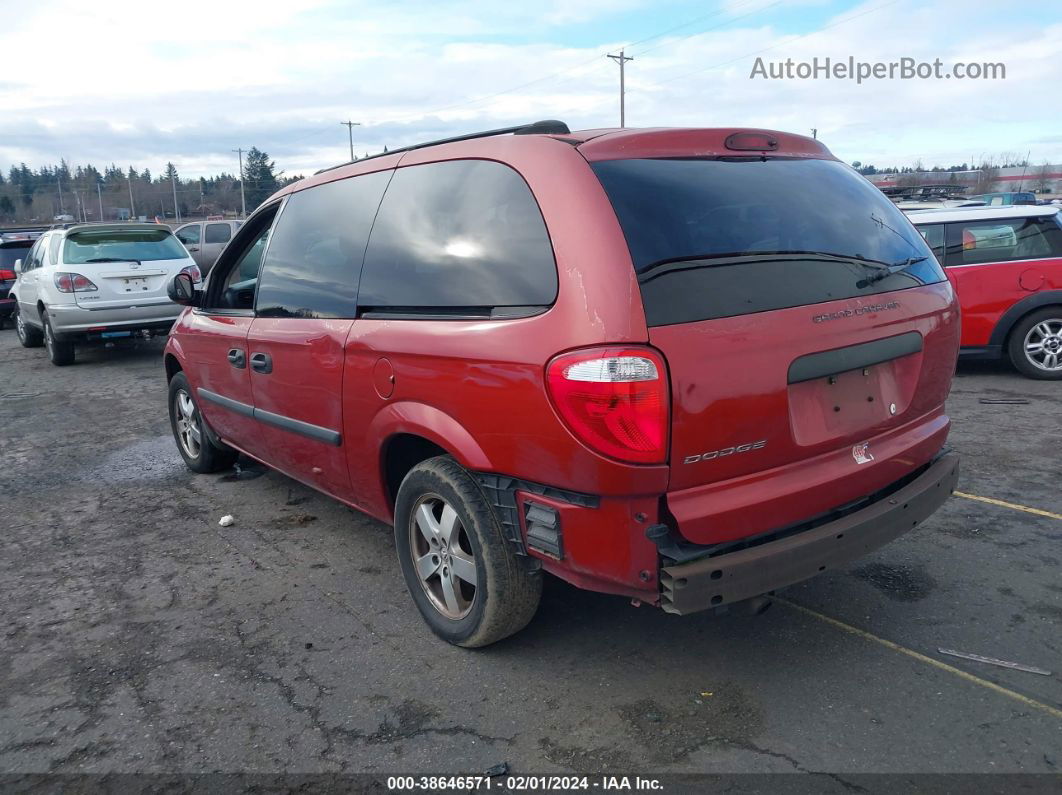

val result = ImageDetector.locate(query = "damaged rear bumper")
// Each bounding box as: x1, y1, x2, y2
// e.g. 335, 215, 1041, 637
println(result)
660, 453, 960, 614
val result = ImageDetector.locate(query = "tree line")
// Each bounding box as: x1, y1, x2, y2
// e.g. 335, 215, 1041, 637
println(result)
0, 147, 300, 225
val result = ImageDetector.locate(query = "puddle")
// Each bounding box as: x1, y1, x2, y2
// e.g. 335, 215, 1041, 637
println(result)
84, 436, 186, 483
853, 561, 936, 601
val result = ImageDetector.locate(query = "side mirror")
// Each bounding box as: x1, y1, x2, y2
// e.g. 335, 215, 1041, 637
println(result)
168, 272, 198, 306
13, 259, 22, 274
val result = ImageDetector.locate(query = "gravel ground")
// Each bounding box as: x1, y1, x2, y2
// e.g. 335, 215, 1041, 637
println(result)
0, 331, 1059, 781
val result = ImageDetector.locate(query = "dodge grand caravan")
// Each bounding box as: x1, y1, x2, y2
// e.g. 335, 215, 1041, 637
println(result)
163, 122, 961, 647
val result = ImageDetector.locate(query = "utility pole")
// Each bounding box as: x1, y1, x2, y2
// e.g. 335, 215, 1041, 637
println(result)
341, 120, 361, 162
811, 128, 818, 140
170, 166, 181, 223
97, 180, 104, 222
233, 148, 247, 218
57, 174, 65, 214
606, 49, 634, 128
128, 175, 136, 220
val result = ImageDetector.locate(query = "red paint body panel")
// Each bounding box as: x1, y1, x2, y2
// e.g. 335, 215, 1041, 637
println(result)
947, 258, 1062, 347
247, 317, 354, 500
166, 126, 960, 602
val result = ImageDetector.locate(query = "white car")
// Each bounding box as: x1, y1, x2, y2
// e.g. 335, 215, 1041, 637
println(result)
11, 223, 200, 366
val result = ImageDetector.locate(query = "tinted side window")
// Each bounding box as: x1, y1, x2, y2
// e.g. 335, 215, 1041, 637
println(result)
359, 160, 557, 310
205, 223, 231, 244
944, 217, 1062, 266
255, 170, 391, 319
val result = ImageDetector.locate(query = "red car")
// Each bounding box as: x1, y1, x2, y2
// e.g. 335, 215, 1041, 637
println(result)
163, 122, 961, 647
908, 205, 1062, 379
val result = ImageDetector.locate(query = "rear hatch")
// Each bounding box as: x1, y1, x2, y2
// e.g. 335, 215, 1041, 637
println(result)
61, 227, 189, 309
591, 153, 958, 543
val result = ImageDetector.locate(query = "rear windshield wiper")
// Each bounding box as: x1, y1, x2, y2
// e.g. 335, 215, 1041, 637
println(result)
857, 255, 928, 288
637, 250, 893, 284
84, 257, 127, 263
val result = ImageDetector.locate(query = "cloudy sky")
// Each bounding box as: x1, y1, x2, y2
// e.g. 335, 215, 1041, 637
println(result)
1, 0, 1060, 178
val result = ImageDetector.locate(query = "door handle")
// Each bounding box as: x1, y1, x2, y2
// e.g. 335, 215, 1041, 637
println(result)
250, 352, 273, 374
227, 348, 246, 369
187, 246, 200, 252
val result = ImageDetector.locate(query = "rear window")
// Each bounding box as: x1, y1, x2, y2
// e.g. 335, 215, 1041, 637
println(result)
0, 242, 33, 269
63, 228, 188, 264
592, 157, 945, 326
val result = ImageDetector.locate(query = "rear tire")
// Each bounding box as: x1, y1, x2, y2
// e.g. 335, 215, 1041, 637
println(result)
14, 304, 43, 348
394, 456, 542, 647
43, 314, 75, 366
1007, 307, 1062, 380
168, 372, 238, 473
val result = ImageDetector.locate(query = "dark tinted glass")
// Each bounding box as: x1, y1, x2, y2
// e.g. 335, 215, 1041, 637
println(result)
0, 242, 32, 268
944, 216, 1062, 266
205, 223, 231, 244
592, 157, 945, 326
916, 223, 945, 261
359, 160, 557, 309
255, 170, 391, 318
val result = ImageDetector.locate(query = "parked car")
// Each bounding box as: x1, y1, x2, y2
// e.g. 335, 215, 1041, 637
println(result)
163, 121, 960, 647
11, 223, 200, 365
908, 205, 1062, 378
966, 191, 1037, 207
173, 219, 243, 273
0, 237, 35, 329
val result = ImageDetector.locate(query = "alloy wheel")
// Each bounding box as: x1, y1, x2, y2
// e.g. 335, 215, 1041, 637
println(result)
15, 307, 26, 344
408, 494, 478, 620
174, 389, 203, 459
1023, 318, 1062, 372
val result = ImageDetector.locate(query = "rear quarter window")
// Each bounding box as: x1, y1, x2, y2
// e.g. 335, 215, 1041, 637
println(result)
358, 159, 557, 311
944, 217, 1062, 266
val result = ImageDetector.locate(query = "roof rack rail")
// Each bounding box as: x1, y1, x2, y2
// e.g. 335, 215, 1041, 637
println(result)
314, 119, 570, 175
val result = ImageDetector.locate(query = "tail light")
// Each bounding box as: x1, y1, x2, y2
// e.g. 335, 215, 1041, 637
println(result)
54, 272, 98, 293
546, 346, 669, 465
179, 264, 202, 283
0, 269, 15, 280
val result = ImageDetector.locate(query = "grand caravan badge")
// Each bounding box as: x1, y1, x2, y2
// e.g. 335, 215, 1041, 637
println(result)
684, 439, 766, 464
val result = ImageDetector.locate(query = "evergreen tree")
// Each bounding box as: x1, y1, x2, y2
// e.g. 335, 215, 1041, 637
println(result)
243, 147, 280, 210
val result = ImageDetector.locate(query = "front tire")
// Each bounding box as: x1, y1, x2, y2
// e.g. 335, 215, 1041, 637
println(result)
14, 304, 43, 348
394, 456, 542, 647
1007, 308, 1062, 380
43, 314, 75, 366
168, 372, 238, 473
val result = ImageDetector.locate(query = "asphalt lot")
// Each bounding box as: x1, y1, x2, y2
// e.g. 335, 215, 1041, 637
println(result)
0, 330, 1059, 780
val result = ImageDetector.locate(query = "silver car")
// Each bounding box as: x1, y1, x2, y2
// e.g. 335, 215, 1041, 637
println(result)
173, 219, 242, 273
11, 223, 200, 366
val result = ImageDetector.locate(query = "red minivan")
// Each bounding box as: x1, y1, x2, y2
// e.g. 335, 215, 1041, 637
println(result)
908, 205, 1062, 379
164, 122, 961, 646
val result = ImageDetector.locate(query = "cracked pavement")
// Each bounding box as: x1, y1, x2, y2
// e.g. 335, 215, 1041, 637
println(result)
0, 333, 1059, 776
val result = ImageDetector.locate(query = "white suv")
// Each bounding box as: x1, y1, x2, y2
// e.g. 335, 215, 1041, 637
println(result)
11, 223, 200, 366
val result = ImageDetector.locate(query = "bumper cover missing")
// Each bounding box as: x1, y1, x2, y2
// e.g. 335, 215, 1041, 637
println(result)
660, 453, 960, 614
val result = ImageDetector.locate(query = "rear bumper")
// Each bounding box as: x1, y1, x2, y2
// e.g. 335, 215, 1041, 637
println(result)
0, 296, 12, 317
46, 303, 180, 339
659, 452, 960, 614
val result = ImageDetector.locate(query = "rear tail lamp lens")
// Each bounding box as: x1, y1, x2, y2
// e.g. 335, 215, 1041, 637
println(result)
0, 269, 15, 280
54, 272, 98, 292
179, 264, 202, 283
546, 347, 669, 465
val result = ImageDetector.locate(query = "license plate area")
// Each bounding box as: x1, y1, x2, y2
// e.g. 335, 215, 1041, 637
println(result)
121, 277, 148, 292
788, 362, 908, 447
